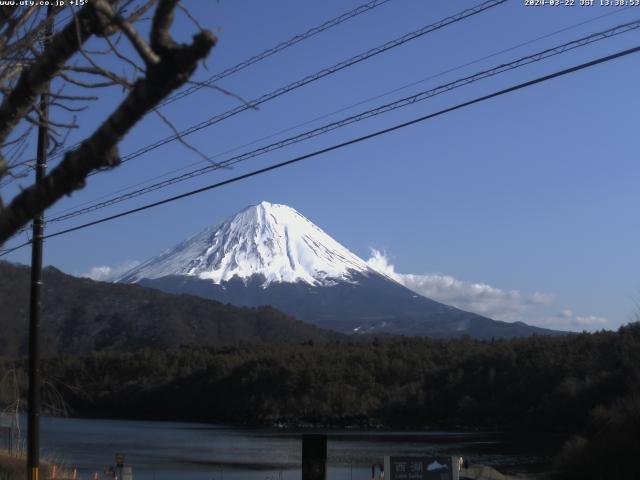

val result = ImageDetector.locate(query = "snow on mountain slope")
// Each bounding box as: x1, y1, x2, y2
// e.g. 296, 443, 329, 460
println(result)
118, 201, 374, 286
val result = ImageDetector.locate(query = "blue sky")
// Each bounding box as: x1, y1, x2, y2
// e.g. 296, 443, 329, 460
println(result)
3, 0, 640, 330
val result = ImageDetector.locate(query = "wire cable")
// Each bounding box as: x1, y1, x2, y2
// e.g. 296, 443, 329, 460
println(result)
39, 0, 506, 173
160, 0, 395, 107
0, 240, 31, 257
0, 0, 394, 188
10, 43, 632, 247
43, 5, 634, 220
2, 42, 637, 255
92, 0, 507, 171
41, 18, 640, 226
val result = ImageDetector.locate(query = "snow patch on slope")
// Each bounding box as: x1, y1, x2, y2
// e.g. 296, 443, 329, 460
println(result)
118, 201, 373, 286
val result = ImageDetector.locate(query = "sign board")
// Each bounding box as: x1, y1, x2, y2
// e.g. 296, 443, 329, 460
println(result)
122, 466, 133, 480
384, 456, 458, 480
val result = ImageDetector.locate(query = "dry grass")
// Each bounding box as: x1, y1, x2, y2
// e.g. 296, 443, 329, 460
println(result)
0, 450, 76, 480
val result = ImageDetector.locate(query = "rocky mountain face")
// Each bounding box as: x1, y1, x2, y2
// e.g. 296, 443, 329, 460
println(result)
119, 201, 560, 339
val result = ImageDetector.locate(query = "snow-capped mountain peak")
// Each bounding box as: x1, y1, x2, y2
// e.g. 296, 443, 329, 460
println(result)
118, 201, 373, 286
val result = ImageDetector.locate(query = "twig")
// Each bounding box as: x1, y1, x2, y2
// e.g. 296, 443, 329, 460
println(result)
93, 0, 160, 66
0, 2, 99, 145
187, 80, 259, 110
152, 107, 222, 165
0, 0, 216, 243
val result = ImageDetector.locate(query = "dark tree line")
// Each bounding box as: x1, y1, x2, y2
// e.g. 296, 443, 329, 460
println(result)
1, 323, 639, 478
1, 325, 636, 430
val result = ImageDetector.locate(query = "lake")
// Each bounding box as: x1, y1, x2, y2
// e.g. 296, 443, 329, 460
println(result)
35, 416, 562, 479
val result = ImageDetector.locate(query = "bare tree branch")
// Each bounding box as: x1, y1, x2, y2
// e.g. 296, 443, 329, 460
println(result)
0, 5, 39, 53
50, 101, 88, 113
153, 107, 213, 164
48, 91, 99, 102
71, 7, 135, 91
0, 3, 103, 147
187, 80, 259, 111
59, 71, 123, 89
0, 0, 216, 244
93, 0, 160, 66
150, 0, 177, 53
177, 1, 205, 33
123, 0, 157, 23
104, 35, 145, 75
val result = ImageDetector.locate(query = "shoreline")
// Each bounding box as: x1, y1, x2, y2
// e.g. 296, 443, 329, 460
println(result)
37, 410, 573, 436
1, 450, 550, 480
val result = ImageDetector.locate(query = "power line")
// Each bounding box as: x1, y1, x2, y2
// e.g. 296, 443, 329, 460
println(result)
42, 18, 640, 226
95, 0, 507, 171
14, 43, 634, 247
3, 43, 637, 255
25, 0, 504, 174
160, 0, 394, 107
0, 240, 31, 257
0, 0, 394, 188
44, 5, 634, 221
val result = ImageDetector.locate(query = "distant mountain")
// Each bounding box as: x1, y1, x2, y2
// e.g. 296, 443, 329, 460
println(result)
0, 261, 340, 357
119, 201, 560, 339
119, 200, 371, 286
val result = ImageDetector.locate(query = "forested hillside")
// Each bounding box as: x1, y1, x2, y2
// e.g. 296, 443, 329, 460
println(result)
0, 261, 339, 356
1, 324, 636, 429
1, 324, 638, 478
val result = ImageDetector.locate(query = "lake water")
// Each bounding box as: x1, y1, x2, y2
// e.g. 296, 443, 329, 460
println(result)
35, 416, 561, 480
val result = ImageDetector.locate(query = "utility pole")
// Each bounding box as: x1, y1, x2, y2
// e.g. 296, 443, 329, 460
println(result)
28, 7, 53, 480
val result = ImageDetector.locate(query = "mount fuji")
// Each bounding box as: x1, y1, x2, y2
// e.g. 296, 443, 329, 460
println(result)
118, 202, 557, 338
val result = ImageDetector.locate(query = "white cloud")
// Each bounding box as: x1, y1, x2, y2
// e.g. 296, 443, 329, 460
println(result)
536, 309, 611, 331
366, 249, 552, 321
366, 249, 613, 331
81, 260, 140, 282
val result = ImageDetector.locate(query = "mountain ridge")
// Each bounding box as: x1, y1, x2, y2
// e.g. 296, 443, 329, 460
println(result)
0, 260, 341, 357
137, 272, 560, 338
119, 202, 562, 339
119, 201, 376, 286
